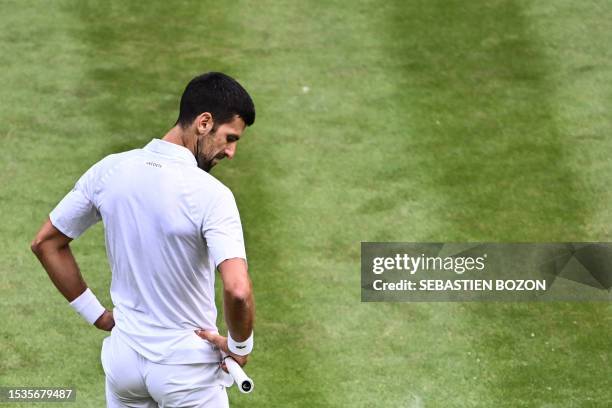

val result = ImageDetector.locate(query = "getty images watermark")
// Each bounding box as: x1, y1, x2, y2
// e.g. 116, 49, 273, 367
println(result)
361, 243, 612, 301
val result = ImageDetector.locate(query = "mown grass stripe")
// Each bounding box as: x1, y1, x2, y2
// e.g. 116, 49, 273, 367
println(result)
222, 1, 457, 406
374, 0, 609, 406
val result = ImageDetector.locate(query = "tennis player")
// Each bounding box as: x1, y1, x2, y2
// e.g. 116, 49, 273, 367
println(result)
31, 72, 256, 407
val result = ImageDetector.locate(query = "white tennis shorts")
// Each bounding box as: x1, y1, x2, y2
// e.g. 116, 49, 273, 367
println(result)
101, 332, 232, 408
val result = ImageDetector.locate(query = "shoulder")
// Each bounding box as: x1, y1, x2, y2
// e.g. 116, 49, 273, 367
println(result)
188, 167, 233, 193
89, 148, 143, 175
76, 149, 144, 191
182, 167, 237, 205
101, 148, 143, 167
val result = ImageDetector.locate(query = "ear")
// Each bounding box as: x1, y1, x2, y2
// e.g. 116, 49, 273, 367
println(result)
195, 112, 214, 135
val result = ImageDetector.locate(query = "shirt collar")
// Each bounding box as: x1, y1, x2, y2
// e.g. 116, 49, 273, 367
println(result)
144, 139, 197, 166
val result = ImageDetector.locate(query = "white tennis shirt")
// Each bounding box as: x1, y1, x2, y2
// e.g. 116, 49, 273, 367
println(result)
50, 139, 246, 364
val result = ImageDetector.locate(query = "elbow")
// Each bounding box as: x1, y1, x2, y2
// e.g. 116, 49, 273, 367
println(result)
30, 238, 43, 257
31, 219, 71, 258
225, 280, 252, 303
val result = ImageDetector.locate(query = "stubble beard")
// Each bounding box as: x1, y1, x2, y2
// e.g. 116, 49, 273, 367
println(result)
195, 133, 215, 173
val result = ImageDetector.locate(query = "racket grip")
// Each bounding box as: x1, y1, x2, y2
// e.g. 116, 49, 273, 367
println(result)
224, 355, 254, 394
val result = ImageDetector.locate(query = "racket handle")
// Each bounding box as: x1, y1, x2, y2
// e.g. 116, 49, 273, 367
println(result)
224, 356, 254, 394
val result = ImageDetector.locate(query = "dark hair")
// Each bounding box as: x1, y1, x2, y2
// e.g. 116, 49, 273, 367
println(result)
176, 72, 255, 128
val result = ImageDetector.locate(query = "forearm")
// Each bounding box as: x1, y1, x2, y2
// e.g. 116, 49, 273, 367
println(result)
32, 241, 87, 301
223, 280, 254, 341
193, 257, 254, 359
32, 238, 113, 330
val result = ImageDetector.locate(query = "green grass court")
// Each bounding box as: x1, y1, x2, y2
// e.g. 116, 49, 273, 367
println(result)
1, 0, 611, 406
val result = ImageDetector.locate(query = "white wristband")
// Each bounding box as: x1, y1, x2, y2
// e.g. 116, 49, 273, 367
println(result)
228, 332, 253, 356
69, 288, 106, 325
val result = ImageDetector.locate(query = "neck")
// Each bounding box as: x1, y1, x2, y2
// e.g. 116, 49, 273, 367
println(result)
162, 125, 196, 154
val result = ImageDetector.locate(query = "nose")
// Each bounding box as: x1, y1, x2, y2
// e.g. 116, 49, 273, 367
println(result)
225, 143, 237, 160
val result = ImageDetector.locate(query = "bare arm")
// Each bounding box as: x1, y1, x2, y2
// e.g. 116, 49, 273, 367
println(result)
218, 257, 254, 341
195, 257, 254, 367
31, 218, 114, 331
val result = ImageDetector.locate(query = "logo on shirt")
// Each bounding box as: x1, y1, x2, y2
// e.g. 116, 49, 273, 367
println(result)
146, 161, 162, 168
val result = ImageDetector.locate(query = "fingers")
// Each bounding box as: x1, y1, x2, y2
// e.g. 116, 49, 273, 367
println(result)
194, 330, 221, 346
94, 310, 115, 331
224, 354, 248, 367
233, 355, 248, 367
194, 330, 251, 367
194, 329, 212, 341
194, 330, 229, 353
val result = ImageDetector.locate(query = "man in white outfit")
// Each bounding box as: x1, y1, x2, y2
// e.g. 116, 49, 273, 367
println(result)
31, 72, 256, 407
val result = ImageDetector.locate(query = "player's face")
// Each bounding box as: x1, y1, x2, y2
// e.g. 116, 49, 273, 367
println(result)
197, 115, 246, 172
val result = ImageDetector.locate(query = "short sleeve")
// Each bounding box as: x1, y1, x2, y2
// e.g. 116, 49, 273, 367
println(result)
201, 188, 246, 268
49, 162, 102, 239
